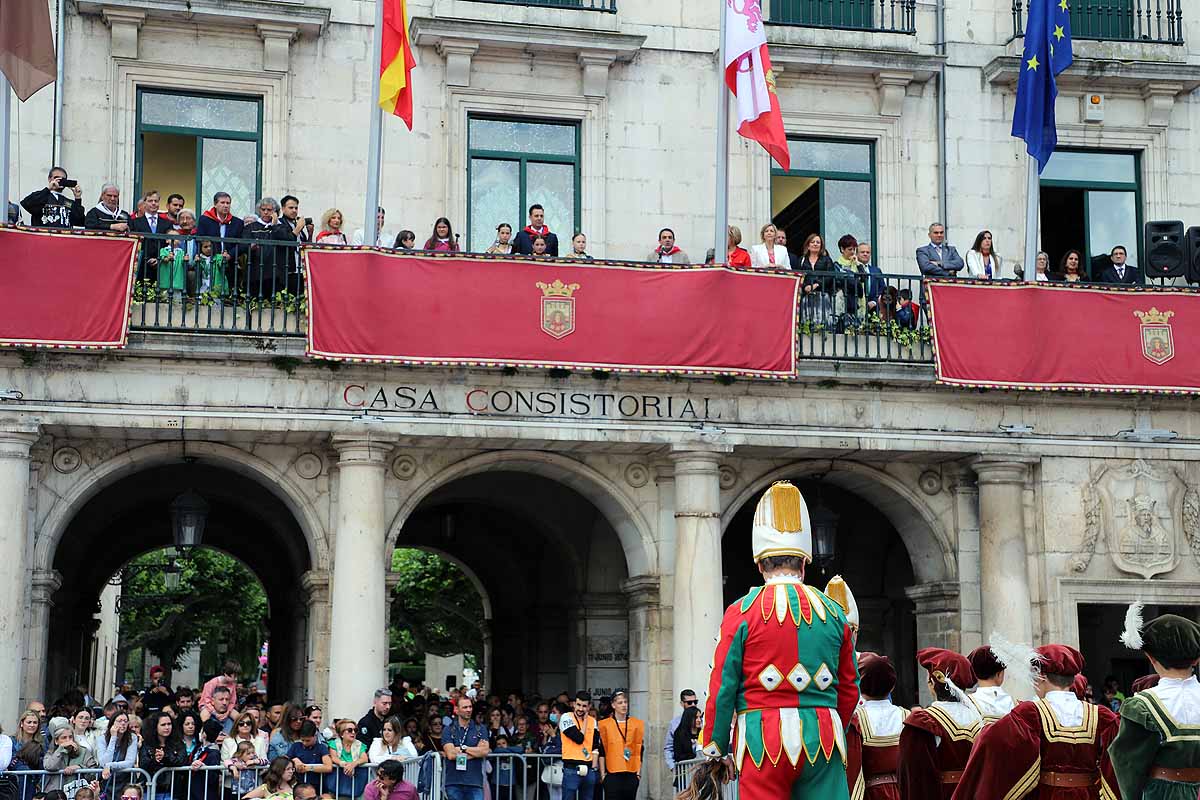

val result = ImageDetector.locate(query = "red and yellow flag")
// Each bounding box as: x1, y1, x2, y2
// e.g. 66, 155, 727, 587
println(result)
379, 0, 416, 129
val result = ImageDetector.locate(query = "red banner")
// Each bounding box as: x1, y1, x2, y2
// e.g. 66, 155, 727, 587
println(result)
0, 227, 137, 348
927, 281, 1200, 393
305, 251, 800, 377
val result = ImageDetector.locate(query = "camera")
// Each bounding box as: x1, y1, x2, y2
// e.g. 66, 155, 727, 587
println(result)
61, 179, 78, 188
305, 217, 313, 225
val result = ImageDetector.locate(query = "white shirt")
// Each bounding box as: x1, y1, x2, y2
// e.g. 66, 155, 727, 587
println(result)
1041, 690, 1084, 727
860, 699, 905, 737
1146, 675, 1200, 724
352, 228, 388, 247
367, 736, 418, 764
970, 685, 1016, 719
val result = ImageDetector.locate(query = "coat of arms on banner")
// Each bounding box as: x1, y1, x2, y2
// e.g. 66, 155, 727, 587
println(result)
1134, 307, 1174, 365
536, 279, 579, 339
1088, 459, 1181, 579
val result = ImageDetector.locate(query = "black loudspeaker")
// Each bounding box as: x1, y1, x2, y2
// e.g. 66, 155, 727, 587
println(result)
1188, 226, 1200, 284
1145, 220, 1187, 278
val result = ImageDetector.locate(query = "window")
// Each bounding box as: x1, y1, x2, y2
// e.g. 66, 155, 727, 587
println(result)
135, 89, 263, 215
466, 117, 581, 252
1039, 150, 1142, 279
770, 138, 875, 256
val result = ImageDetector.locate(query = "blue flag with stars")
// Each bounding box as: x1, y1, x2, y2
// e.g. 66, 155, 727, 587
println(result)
1012, 0, 1073, 172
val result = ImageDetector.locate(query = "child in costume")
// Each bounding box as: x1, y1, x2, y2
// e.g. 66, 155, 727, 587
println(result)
846, 653, 908, 800
952, 643, 1120, 800
194, 238, 230, 300
1109, 605, 1200, 799
898, 648, 981, 799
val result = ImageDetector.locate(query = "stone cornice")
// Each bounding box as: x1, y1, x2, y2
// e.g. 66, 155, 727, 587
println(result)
78, 0, 330, 38
983, 55, 1200, 93
769, 42, 945, 84
410, 16, 644, 62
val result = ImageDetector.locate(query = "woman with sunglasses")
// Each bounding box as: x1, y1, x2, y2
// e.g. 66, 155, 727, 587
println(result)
223, 713, 269, 762
268, 703, 306, 760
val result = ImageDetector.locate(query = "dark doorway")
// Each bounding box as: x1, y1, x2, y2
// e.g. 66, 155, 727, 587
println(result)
1077, 603, 1200, 702
1040, 187, 1087, 277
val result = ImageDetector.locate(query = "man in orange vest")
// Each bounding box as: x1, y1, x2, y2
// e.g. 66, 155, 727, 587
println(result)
598, 690, 644, 800
559, 691, 600, 800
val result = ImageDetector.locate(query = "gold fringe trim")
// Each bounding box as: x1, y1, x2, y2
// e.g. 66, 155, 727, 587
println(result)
769, 482, 803, 532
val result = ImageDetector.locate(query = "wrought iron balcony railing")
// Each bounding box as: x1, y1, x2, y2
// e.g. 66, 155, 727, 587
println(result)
768, 0, 917, 34
465, 0, 616, 10
1011, 0, 1183, 44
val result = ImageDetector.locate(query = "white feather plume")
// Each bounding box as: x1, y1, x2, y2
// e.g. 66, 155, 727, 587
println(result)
988, 631, 1042, 701
1120, 602, 1145, 650
944, 675, 972, 706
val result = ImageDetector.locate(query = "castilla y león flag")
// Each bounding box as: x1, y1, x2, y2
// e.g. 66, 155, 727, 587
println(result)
378, 0, 416, 128
724, 0, 789, 171
0, 0, 57, 101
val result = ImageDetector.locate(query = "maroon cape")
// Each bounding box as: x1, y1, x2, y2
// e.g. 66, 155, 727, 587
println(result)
898, 705, 981, 800
847, 704, 908, 800
951, 699, 1120, 800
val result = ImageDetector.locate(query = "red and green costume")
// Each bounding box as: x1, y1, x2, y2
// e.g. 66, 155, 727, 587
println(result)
700, 578, 860, 800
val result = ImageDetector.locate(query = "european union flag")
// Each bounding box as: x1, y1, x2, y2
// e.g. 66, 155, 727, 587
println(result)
1012, 0, 1073, 172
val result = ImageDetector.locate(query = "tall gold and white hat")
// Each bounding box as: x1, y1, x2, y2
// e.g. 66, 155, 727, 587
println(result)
824, 575, 860, 630
751, 481, 812, 563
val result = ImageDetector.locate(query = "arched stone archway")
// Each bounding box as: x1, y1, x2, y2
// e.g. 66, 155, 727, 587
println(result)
385, 450, 657, 578
34, 440, 329, 573
721, 460, 956, 583
28, 444, 325, 708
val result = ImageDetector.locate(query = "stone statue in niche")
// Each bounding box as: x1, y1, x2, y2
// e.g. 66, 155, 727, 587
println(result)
1072, 459, 1182, 578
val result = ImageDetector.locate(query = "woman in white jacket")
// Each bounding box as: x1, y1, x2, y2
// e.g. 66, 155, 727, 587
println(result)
367, 716, 418, 764
749, 223, 792, 269
966, 230, 1002, 279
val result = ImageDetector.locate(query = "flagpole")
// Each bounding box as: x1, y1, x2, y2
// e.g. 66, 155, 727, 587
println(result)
1023, 155, 1039, 280
713, 0, 729, 263
364, 0, 385, 246
1, 75, 10, 221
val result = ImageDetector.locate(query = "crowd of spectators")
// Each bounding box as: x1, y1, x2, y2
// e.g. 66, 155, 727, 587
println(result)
11, 167, 1149, 321
1, 662, 656, 800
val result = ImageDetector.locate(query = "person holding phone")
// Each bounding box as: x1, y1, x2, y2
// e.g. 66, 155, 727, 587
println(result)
21, 166, 85, 228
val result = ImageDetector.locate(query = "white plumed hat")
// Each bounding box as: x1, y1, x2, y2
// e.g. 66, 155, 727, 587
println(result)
752, 481, 812, 563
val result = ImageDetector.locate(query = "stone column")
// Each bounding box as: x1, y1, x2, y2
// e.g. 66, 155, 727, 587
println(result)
0, 427, 39, 725
24, 567, 62, 709
669, 448, 726, 699
972, 457, 1035, 645
905, 581, 961, 704
623, 576, 667, 799
302, 570, 331, 707
327, 439, 392, 717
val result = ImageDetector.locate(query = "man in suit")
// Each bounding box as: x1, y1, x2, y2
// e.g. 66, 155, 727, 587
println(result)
915, 222, 965, 277
853, 242, 885, 317
1096, 245, 1142, 284
915, 221, 964, 309
130, 190, 168, 280
197, 191, 246, 265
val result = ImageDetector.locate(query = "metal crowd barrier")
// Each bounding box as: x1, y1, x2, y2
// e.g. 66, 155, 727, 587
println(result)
0, 758, 441, 800
672, 757, 740, 799
0, 768, 153, 799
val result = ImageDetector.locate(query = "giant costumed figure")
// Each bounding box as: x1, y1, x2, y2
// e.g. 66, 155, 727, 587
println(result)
698, 481, 860, 799
1108, 605, 1200, 799
952, 643, 1120, 800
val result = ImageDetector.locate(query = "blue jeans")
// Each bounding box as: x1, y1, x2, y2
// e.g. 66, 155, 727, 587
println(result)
561, 766, 597, 800
444, 787, 484, 800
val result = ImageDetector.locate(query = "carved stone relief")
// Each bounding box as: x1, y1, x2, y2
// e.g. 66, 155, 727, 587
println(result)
1072, 459, 1196, 578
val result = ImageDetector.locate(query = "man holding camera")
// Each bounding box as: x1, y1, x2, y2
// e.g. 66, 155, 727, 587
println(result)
21, 166, 85, 228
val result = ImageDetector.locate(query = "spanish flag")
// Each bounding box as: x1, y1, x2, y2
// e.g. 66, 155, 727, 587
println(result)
378, 0, 416, 129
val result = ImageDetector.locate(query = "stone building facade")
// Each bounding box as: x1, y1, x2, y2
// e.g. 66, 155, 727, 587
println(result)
4, 0, 1200, 797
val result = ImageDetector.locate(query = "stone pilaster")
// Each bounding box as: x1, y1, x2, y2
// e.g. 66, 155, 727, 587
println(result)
0, 426, 39, 725
973, 457, 1036, 646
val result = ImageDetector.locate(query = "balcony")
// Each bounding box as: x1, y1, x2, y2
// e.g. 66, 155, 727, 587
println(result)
768, 0, 917, 34
457, 0, 616, 9
1010, 0, 1183, 44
